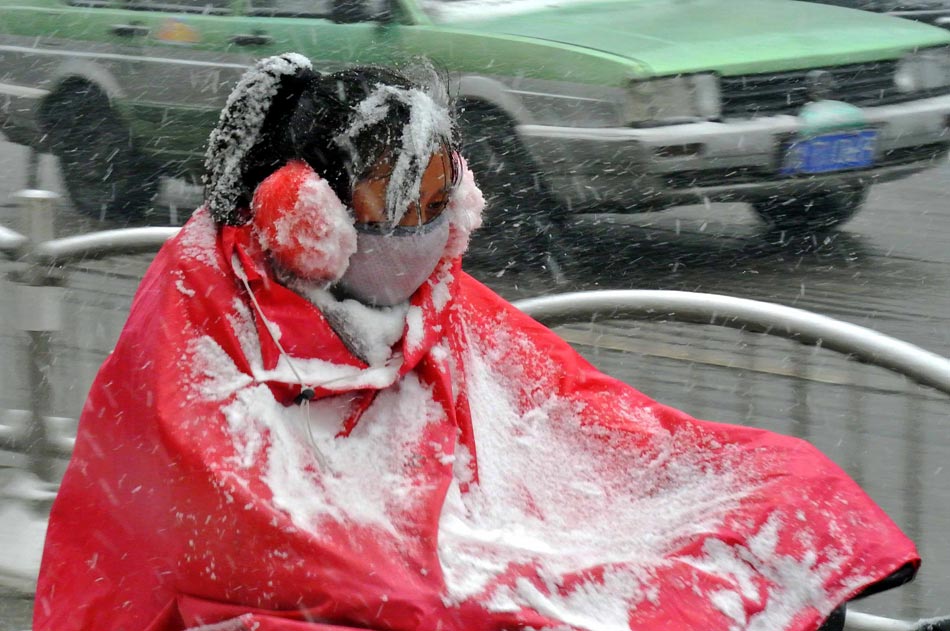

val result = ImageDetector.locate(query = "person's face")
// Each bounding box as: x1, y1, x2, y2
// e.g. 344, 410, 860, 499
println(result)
351, 148, 452, 227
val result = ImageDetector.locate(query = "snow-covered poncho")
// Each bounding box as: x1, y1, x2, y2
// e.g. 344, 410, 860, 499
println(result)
34, 181, 917, 631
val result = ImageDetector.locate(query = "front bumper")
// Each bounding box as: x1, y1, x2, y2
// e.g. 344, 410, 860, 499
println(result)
518, 93, 950, 212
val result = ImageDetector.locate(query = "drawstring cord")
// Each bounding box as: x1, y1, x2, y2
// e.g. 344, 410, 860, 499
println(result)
232, 254, 330, 471
232, 255, 312, 392
299, 398, 331, 472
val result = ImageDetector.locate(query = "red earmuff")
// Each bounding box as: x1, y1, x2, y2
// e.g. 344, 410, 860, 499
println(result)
251, 160, 357, 282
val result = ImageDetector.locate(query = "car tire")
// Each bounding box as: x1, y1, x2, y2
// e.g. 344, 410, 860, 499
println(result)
458, 102, 567, 273
751, 186, 868, 232
40, 82, 160, 223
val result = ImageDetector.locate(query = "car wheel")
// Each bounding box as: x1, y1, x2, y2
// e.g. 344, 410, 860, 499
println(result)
40, 82, 160, 223
458, 103, 567, 273
751, 186, 868, 232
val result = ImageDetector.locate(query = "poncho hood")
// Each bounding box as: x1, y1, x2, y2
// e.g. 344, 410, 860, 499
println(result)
34, 209, 918, 631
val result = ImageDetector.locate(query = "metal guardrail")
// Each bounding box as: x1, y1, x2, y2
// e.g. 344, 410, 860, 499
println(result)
843, 612, 946, 631
0, 224, 27, 255
0, 191, 179, 482
32, 226, 181, 264
513, 290, 950, 397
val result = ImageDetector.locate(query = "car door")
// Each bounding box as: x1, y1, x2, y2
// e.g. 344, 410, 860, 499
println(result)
234, 0, 406, 79
102, 0, 249, 176
114, 0, 399, 176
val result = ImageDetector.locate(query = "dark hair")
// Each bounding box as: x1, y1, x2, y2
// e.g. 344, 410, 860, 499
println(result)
216, 63, 461, 225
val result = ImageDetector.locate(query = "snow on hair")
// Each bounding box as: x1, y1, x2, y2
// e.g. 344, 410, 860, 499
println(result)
205, 52, 312, 225
333, 71, 454, 227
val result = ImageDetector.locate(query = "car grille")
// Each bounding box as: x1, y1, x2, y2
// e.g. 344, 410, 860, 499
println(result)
663, 143, 949, 189
720, 60, 950, 119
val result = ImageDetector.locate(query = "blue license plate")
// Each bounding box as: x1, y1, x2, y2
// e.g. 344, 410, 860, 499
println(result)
781, 130, 877, 175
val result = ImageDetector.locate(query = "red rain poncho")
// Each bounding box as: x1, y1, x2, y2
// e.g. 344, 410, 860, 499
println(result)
34, 208, 918, 631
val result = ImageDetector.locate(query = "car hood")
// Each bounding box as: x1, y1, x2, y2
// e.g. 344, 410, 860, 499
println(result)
433, 0, 950, 76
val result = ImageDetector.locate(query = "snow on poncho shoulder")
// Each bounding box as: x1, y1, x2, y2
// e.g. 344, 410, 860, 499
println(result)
33, 218, 918, 631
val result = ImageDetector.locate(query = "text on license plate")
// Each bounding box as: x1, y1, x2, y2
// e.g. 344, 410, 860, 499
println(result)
781, 130, 877, 175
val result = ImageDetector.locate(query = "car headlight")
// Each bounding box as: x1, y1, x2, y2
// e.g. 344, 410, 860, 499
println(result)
625, 74, 721, 126
895, 48, 950, 93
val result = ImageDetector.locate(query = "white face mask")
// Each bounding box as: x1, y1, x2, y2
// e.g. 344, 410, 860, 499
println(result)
337, 212, 450, 307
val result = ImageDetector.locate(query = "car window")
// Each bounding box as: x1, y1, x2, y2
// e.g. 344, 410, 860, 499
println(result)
247, 0, 332, 18
420, 0, 616, 23
122, 0, 231, 14
66, 0, 112, 7
246, 0, 386, 21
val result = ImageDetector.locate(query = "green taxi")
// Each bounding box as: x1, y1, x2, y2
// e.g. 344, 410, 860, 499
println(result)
0, 0, 949, 230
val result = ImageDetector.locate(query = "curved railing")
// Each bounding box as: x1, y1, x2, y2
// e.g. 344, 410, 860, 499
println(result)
0, 190, 180, 265
31, 227, 181, 264
0, 224, 27, 256
513, 290, 950, 397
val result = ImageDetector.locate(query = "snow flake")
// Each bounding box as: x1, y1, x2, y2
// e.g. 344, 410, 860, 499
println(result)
175, 277, 196, 298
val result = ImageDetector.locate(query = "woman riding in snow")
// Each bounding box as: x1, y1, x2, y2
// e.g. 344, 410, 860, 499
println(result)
34, 53, 918, 631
